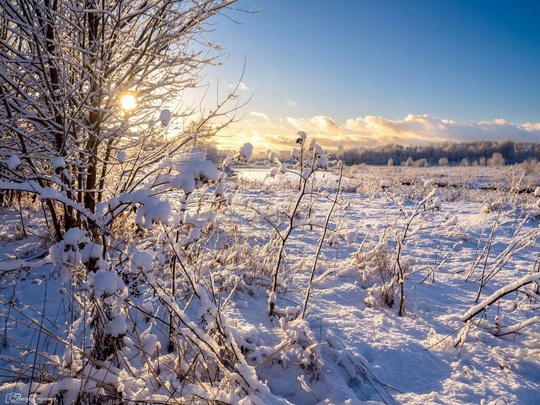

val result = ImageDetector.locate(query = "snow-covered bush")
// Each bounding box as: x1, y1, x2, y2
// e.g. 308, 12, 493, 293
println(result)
0, 144, 290, 402
0, 0, 246, 243
0, 0, 289, 401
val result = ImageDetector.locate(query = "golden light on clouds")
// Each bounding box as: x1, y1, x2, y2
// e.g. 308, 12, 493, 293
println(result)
214, 113, 540, 154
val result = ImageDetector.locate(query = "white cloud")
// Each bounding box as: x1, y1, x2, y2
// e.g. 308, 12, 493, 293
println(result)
341, 115, 540, 145
229, 82, 250, 91
250, 111, 270, 121
287, 115, 341, 135
217, 113, 540, 152
286, 99, 297, 107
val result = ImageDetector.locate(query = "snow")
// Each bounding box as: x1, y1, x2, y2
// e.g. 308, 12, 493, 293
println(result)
130, 251, 154, 273
135, 198, 172, 228
104, 313, 127, 337
93, 269, 125, 297
380, 179, 392, 188
7, 155, 21, 171
1, 164, 539, 404
239, 143, 254, 162
159, 108, 171, 126
52, 156, 66, 171
117, 150, 127, 163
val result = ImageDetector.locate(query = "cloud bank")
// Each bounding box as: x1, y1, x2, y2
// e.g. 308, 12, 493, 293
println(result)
215, 113, 540, 152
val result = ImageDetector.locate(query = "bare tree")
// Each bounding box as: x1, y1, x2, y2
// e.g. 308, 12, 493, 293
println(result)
0, 0, 244, 240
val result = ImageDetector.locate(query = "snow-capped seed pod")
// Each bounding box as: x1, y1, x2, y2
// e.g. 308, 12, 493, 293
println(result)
269, 167, 278, 177
52, 157, 66, 174
159, 109, 171, 126
214, 182, 226, 196
7, 155, 21, 171
117, 151, 127, 163
238, 143, 253, 162
296, 131, 307, 145
380, 179, 391, 189
445, 215, 458, 226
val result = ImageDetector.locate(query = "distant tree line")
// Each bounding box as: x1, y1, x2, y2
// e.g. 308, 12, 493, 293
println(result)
335, 140, 540, 167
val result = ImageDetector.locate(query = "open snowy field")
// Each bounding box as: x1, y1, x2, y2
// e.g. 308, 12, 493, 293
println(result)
1, 163, 539, 404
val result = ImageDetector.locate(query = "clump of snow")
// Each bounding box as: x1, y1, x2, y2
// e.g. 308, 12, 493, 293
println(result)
159, 109, 171, 126
157, 149, 221, 194
49, 228, 92, 283
104, 313, 127, 337
63, 228, 89, 246
135, 197, 172, 229
380, 179, 392, 188
444, 214, 458, 226
81, 242, 103, 271
214, 182, 226, 197
52, 157, 66, 171
130, 251, 154, 274
428, 187, 444, 210
296, 131, 307, 144
117, 150, 127, 163
269, 167, 278, 177
238, 143, 253, 162
342, 228, 358, 244
7, 155, 21, 171
314, 144, 329, 169
421, 176, 433, 187
93, 269, 125, 297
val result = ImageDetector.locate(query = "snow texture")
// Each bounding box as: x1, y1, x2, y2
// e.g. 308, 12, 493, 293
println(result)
1, 164, 539, 405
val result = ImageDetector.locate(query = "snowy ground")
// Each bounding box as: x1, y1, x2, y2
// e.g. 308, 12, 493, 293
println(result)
225, 165, 540, 404
1, 164, 539, 404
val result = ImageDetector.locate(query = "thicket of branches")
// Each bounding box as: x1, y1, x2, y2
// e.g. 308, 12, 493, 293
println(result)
0, 1, 287, 403
0, 0, 242, 241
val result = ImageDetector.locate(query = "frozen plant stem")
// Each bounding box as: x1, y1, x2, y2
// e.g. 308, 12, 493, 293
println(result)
394, 197, 428, 317
302, 162, 343, 319
474, 214, 500, 302
268, 172, 309, 315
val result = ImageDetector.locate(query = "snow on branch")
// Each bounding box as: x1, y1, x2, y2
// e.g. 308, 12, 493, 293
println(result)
494, 316, 540, 337
461, 273, 540, 323
0, 180, 96, 222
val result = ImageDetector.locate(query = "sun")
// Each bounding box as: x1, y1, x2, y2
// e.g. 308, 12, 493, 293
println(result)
120, 93, 137, 111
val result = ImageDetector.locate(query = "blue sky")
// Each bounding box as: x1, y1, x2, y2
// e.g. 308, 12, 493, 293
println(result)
199, 0, 540, 150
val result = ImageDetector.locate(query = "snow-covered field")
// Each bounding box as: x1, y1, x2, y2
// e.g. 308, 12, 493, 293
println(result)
1, 163, 539, 404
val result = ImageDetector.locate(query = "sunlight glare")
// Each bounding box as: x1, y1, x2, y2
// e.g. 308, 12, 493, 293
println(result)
120, 94, 137, 111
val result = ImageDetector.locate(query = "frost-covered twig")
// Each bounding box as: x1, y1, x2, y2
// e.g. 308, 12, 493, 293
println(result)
302, 161, 343, 319
461, 273, 540, 323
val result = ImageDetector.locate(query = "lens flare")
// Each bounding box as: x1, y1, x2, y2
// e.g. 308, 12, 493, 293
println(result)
120, 94, 137, 111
